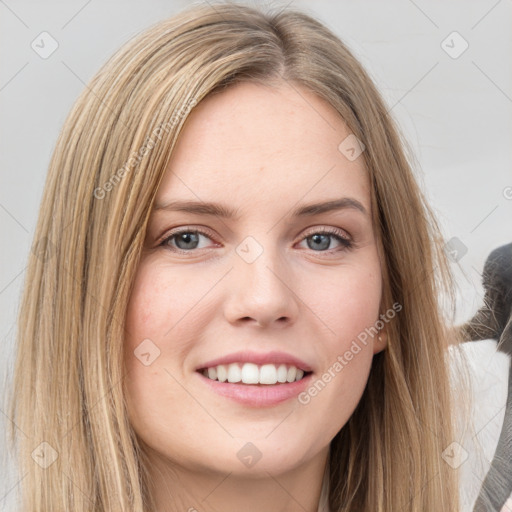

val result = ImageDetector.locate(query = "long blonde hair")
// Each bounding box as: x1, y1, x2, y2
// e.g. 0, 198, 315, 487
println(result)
7, 2, 472, 510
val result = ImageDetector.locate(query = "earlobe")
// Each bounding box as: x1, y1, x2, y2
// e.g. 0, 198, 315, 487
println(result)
374, 330, 388, 354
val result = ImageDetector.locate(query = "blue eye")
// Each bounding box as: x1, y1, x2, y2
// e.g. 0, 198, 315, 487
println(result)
300, 229, 353, 251
161, 229, 214, 251
160, 227, 353, 254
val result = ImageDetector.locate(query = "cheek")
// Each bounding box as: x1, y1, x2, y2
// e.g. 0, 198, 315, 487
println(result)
123, 260, 188, 377
294, 261, 381, 427
124, 258, 205, 348
310, 262, 382, 346
123, 260, 200, 437
123, 256, 225, 387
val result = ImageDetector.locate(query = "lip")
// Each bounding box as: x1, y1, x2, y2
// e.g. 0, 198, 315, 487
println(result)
196, 371, 313, 407
195, 350, 314, 372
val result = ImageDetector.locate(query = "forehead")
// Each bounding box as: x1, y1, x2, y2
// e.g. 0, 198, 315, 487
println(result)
156, 81, 370, 214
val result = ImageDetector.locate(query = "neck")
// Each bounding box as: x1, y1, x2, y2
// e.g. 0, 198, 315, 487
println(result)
144, 444, 329, 512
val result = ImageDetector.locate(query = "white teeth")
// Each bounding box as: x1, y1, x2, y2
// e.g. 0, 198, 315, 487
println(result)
241, 363, 259, 384
201, 362, 309, 385
216, 364, 227, 383
286, 366, 297, 383
276, 364, 288, 383
259, 364, 277, 385
227, 363, 242, 383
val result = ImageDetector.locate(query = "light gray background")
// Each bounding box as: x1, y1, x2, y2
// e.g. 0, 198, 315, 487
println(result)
1, 0, 511, 510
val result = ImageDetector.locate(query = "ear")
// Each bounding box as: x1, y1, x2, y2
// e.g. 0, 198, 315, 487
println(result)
373, 327, 388, 355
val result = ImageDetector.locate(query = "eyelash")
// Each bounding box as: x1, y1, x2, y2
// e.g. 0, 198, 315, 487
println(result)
159, 226, 353, 255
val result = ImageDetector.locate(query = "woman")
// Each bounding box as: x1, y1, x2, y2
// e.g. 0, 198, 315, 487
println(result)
7, 2, 473, 511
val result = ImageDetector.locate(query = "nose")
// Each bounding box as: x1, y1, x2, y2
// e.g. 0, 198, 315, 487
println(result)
223, 243, 300, 328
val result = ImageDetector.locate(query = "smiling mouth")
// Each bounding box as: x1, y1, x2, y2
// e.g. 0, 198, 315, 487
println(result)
197, 362, 312, 385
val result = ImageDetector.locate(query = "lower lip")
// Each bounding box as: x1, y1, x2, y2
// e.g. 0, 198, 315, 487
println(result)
196, 371, 313, 407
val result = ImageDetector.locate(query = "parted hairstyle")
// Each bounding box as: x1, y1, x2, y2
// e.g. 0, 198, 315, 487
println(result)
7, 2, 473, 511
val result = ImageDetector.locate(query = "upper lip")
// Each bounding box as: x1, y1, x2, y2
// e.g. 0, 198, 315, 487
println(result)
196, 350, 313, 373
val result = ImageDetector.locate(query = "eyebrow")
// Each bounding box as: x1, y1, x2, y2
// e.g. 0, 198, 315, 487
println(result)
153, 197, 367, 219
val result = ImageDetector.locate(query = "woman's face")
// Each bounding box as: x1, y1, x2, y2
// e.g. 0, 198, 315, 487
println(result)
124, 81, 386, 479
